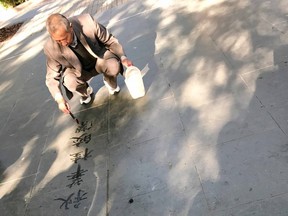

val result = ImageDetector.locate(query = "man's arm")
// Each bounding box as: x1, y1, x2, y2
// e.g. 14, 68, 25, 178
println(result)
90, 15, 132, 67
44, 47, 70, 114
44, 49, 62, 99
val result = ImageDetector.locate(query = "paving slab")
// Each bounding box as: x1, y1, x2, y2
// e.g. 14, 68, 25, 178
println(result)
27, 178, 106, 216
28, 120, 109, 215
182, 96, 278, 148
108, 96, 183, 147
190, 129, 288, 212
213, 193, 288, 216
0, 134, 46, 183
0, 94, 18, 131
108, 132, 209, 215
241, 65, 288, 110
269, 105, 288, 136
0, 175, 35, 216
206, 1, 283, 73
256, 0, 288, 25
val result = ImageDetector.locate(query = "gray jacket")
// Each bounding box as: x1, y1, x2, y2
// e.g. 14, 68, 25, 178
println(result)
44, 13, 125, 99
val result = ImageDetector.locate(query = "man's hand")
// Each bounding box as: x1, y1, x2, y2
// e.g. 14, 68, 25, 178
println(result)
121, 58, 133, 68
56, 97, 70, 114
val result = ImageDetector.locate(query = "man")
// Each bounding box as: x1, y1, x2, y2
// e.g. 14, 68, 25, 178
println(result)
44, 13, 132, 114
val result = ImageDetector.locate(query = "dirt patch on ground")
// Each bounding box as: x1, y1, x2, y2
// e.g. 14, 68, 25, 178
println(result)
0, 22, 23, 43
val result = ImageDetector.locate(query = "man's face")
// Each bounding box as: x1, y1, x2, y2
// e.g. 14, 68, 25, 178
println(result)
51, 25, 73, 46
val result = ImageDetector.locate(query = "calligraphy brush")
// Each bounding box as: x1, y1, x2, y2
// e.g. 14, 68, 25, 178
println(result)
69, 111, 79, 124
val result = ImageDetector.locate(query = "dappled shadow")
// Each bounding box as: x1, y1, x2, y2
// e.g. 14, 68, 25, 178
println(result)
0, 0, 136, 215
188, 61, 288, 214
2, 0, 288, 215
185, 0, 288, 215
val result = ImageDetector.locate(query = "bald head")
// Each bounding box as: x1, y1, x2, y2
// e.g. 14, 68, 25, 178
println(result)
46, 13, 70, 35
46, 13, 74, 46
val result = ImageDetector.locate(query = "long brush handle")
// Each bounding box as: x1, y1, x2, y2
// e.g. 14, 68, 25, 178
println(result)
65, 102, 79, 124
69, 112, 79, 124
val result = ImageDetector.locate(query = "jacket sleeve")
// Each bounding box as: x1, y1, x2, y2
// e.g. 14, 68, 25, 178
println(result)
44, 45, 63, 99
91, 15, 126, 58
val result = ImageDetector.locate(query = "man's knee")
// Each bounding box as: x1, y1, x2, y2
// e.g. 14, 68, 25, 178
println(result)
63, 73, 79, 92
106, 58, 121, 76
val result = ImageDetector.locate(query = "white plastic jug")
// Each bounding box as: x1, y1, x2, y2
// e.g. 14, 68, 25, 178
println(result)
124, 66, 145, 99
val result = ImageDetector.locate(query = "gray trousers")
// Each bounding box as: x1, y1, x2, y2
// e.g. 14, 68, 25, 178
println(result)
63, 51, 122, 97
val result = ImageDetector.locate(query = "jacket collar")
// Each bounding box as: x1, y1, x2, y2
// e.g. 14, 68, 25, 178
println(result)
73, 24, 98, 59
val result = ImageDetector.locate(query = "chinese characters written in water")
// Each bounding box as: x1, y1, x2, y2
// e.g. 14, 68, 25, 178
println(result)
54, 120, 94, 210
70, 148, 93, 163
54, 189, 88, 210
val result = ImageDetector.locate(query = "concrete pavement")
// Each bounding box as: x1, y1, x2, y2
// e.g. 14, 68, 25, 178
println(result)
1, 0, 288, 215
